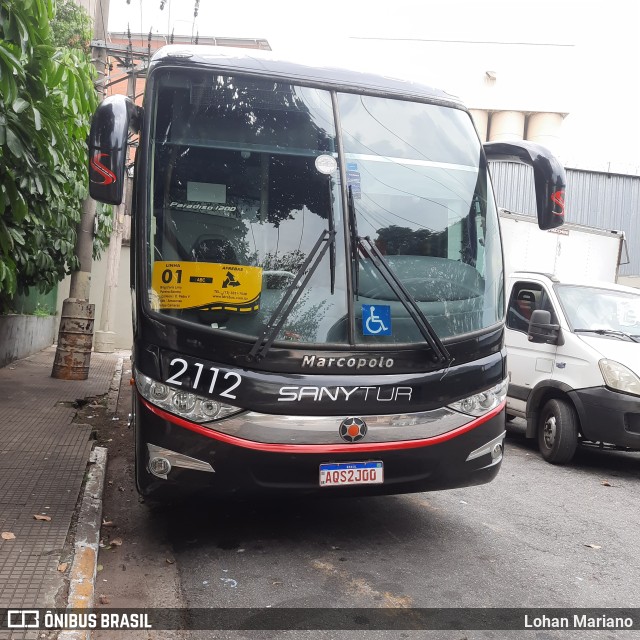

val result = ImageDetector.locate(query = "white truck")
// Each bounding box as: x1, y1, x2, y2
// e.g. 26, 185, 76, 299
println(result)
500, 210, 640, 463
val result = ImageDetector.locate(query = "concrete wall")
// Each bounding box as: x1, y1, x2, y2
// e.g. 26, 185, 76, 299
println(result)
0, 315, 57, 368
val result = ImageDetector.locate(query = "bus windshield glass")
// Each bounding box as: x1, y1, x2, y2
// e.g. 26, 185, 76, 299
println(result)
147, 69, 503, 347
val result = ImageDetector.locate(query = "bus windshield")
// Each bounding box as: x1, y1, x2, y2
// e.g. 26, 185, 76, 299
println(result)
147, 69, 503, 347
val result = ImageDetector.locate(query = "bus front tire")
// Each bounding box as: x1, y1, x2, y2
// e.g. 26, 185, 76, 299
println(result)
537, 398, 578, 464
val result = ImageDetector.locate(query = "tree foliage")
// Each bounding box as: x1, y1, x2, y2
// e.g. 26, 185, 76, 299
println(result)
0, 0, 98, 312
50, 0, 91, 52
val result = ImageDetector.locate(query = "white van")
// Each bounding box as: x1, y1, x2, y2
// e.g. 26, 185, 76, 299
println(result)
505, 274, 640, 463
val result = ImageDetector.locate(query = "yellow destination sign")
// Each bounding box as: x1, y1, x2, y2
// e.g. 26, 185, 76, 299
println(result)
151, 261, 262, 312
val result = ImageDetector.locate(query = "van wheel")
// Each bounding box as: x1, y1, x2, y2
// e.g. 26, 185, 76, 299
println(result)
537, 398, 578, 464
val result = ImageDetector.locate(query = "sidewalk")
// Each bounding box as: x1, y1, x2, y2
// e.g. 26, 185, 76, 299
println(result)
0, 346, 123, 637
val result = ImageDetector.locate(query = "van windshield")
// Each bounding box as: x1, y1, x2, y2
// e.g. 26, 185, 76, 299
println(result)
557, 285, 640, 334
146, 69, 503, 347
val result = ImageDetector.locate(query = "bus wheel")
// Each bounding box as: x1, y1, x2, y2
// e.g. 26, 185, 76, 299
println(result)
537, 398, 578, 464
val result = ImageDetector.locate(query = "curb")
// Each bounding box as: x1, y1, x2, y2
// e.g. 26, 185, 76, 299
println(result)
58, 446, 108, 640
107, 356, 124, 414
57, 355, 124, 639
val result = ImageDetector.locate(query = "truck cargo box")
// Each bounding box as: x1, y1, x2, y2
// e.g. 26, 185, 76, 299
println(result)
499, 209, 627, 283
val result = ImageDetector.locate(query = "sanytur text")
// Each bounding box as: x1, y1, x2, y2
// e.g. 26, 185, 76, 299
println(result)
277, 386, 413, 402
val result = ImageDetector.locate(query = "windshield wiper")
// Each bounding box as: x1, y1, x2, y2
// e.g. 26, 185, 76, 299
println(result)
359, 237, 451, 363
574, 328, 640, 343
247, 229, 336, 362
345, 189, 450, 363
347, 186, 360, 296
328, 182, 336, 295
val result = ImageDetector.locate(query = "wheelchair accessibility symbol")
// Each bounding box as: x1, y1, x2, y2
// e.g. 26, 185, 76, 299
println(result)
362, 305, 392, 336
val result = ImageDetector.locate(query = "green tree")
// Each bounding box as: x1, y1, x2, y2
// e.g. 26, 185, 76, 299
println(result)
0, 0, 99, 313
50, 0, 91, 52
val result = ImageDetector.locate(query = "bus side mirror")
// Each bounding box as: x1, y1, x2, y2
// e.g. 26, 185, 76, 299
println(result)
483, 140, 566, 231
89, 95, 141, 205
528, 309, 564, 345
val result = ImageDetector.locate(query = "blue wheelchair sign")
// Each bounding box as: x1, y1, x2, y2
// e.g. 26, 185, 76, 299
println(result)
362, 305, 392, 336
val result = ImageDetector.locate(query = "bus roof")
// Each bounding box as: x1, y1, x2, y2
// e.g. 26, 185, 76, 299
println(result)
149, 45, 465, 109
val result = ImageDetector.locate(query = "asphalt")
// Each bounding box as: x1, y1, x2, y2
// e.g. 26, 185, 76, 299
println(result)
0, 346, 125, 640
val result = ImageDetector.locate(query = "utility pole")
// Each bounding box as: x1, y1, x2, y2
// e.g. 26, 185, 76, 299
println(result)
52, 0, 110, 379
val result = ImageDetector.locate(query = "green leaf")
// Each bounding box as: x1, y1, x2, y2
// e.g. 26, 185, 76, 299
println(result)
9, 227, 25, 246
9, 191, 28, 223
65, 72, 76, 103
0, 72, 18, 106
4, 260, 17, 295
12, 98, 30, 114
12, 11, 32, 51
0, 43, 23, 73
6, 128, 24, 158
32, 106, 42, 130
51, 62, 66, 87
0, 220, 12, 254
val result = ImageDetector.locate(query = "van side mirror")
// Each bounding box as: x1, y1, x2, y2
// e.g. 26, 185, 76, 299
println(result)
528, 309, 564, 345
88, 95, 141, 205
484, 140, 566, 231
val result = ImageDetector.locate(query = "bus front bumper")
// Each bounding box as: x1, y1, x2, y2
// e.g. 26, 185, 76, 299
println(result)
134, 394, 506, 501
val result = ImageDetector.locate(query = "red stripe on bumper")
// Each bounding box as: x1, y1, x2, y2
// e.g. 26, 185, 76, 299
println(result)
139, 397, 506, 454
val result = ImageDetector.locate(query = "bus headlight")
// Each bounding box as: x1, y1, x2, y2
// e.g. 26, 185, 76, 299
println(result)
172, 391, 196, 413
136, 371, 242, 422
150, 381, 170, 401
201, 399, 221, 419
447, 379, 508, 417
599, 359, 640, 397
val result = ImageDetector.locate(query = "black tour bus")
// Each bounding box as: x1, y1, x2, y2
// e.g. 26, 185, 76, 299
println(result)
89, 46, 565, 501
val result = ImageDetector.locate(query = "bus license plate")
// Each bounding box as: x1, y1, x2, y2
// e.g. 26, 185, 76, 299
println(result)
319, 461, 383, 487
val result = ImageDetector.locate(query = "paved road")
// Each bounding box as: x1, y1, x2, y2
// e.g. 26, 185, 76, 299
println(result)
160, 419, 640, 638
94, 379, 640, 640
